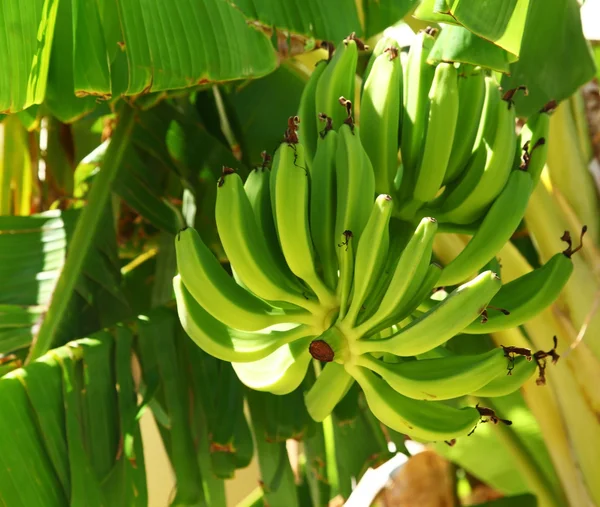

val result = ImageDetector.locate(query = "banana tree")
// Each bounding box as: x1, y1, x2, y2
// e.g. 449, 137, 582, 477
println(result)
0, 1, 598, 506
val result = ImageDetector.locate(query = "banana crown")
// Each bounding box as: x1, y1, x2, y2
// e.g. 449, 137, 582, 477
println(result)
174, 31, 563, 442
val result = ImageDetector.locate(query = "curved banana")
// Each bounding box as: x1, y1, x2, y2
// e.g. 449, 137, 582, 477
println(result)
305, 362, 354, 422
336, 230, 354, 321
472, 355, 537, 397
464, 251, 573, 333
244, 166, 297, 285
310, 129, 339, 290
298, 61, 328, 165
175, 228, 312, 331
427, 142, 486, 218
355, 347, 512, 400
356, 217, 438, 334
412, 62, 459, 205
232, 336, 314, 395
273, 142, 338, 308
362, 36, 395, 93
519, 109, 550, 185
347, 365, 481, 441
437, 79, 517, 225
354, 271, 501, 356
367, 262, 443, 338
315, 38, 358, 134
343, 194, 394, 326
173, 275, 314, 363
438, 169, 534, 287
360, 43, 402, 195
216, 169, 319, 312
443, 66, 486, 184
335, 122, 376, 245
398, 30, 437, 206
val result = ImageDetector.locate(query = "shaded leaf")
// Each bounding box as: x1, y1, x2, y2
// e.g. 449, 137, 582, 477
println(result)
501, 0, 596, 117
0, 0, 60, 113
362, 0, 419, 38
427, 24, 512, 73
446, 0, 529, 57
231, 0, 362, 42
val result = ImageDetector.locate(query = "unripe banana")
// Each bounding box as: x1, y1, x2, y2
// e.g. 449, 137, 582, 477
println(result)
173, 275, 314, 363
412, 62, 459, 205
443, 66, 486, 184
355, 271, 501, 356
298, 61, 328, 165
244, 166, 298, 286
438, 169, 534, 287
437, 79, 518, 225
362, 36, 395, 92
355, 347, 513, 400
273, 142, 337, 308
360, 43, 402, 195
356, 217, 438, 334
367, 262, 443, 338
175, 228, 312, 331
464, 251, 574, 333
519, 107, 551, 185
347, 365, 482, 441
336, 230, 354, 321
216, 169, 319, 312
399, 30, 437, 202
343, 194, 394, 326
335, 122, 376, 245
310, 129, 339, 290
232, 336, 313, 395
471, 355, 537, 397
305, 362, 354, 422
315, 38, 358, 134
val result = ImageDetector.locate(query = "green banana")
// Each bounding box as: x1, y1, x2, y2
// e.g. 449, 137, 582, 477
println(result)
354, 270, 501, 356
464, 251, 574, 333
354, 347, 514, 400
310, 129, 339, 291
315, 37, 358, 134
519, 108, 551, 185
244, 164, 296, 285
367, 262, 443, 338
335, 122, 376, 246
356, 219, 413, 325
426, 142, 487, 218
471, 355, 537, 397
437, 78, 518, 225
305, 362, 355, 422
362, 36, 395, 93
443, 66, 486, 184
232, 337, 314, 395
399, 30, 437, 205
216, 169, 319, 312
347, 365, 482, 441
336, 230, 354, 321
175, 228, 311, 331
360, 42, 402, 194
343, 194, 394, 326
298, 60, 328, 165
356, 217, 438, 335
173, 275, 315, 363
438, 169, 534, 286
412, 62, 459, 205
273, 142, 337, 308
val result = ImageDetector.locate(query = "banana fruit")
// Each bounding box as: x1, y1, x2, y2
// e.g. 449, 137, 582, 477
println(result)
174, 29, 557, 444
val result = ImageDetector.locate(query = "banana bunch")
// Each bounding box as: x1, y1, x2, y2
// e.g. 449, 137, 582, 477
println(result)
173, 31, 565, 443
